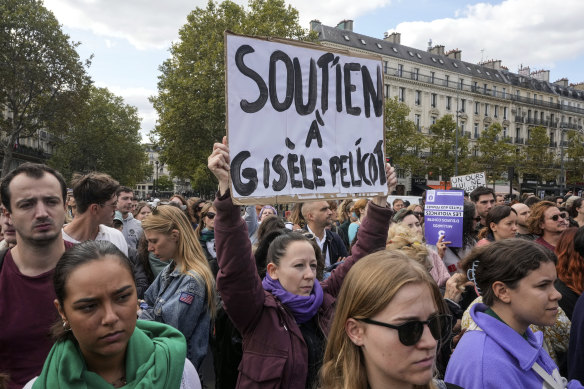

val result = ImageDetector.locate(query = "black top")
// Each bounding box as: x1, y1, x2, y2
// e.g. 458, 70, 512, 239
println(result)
299, 316, 325, 389
555, 278, 581, 320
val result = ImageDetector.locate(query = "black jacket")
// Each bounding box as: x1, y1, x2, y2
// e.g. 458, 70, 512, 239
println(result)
304, 226, 349, 265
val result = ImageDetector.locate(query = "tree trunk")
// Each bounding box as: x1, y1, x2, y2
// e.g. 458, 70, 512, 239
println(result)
1, 134, 18, 178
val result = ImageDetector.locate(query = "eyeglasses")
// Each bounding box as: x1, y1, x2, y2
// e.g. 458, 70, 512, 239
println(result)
100, 202, 118, 208
357, 314, 453, 346
473, 216, 482, 222
550, 212, 567, 221
413, 212, 424, 217
205, 212, 216, 219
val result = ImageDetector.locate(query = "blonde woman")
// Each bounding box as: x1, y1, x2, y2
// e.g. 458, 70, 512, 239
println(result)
320, 251, 455, 389
139, 205, 216, 371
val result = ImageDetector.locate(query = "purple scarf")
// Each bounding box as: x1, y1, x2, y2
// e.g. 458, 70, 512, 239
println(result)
262, 273, 324, 324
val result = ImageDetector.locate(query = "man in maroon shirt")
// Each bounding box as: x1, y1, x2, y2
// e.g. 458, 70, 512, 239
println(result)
528, 200, 569, 251
0, 163, 70, 389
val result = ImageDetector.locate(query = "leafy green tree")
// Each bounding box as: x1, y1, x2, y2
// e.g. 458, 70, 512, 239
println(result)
475, 122, 515, 182
565, 129, 584, 185
155, 175, 174, 192
49, 86, 148, 186
150, 0, 316, 189
521, 126, 557, 186
426, 115, 470, 181
384, 97, 427, 176
0, 0, 91, 176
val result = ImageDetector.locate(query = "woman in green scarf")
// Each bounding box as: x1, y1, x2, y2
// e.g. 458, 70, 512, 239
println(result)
25, 240, 200, 389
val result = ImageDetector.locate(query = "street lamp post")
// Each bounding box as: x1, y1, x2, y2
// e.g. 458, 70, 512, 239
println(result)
155, 160, 159, 197
455, 97, 459, 177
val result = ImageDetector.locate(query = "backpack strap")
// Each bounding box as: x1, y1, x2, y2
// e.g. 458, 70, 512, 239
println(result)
532, 362, 566, 389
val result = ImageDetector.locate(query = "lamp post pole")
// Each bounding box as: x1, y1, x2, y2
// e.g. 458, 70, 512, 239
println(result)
560, 125, 565, 196
155, 160, 159, 197
455, 96, 459, 176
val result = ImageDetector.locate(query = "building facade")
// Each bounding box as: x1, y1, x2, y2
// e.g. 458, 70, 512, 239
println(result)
312, 20, 584, 195
134, 144, 191, 199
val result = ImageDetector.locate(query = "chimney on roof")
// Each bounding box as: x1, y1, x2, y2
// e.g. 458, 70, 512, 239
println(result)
310, 19, 322, 31
446, 49, 461, 60
531, 70, 550, 82
572, 82, 584, 91
554, 78, 569, 87
384, 32, 401, 44
518, 65, 530, 77
481, 59, 502, 70
336, 19, 353, 32
428, 45, 445, 56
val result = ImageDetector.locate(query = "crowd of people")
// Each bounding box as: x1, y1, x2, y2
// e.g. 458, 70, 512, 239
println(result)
2, 143, 584, 388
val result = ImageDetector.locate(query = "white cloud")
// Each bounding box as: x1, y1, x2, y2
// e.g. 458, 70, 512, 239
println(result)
291, 0, 391, 29
45, 0, 391, 50
387, 0, 584, 80
45, 0, 212, 50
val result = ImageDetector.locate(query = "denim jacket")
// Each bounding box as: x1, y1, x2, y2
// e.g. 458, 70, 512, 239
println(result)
139, 261, 211, 370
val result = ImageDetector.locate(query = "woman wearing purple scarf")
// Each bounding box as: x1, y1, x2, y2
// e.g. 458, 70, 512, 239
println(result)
208, 138, 397, 389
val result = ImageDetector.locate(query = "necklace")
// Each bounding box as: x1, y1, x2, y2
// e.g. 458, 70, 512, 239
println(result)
110, 376, 126, 388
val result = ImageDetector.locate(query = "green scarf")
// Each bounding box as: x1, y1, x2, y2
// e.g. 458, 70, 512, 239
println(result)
32, 320, 186, 389
149, 252, 170, 278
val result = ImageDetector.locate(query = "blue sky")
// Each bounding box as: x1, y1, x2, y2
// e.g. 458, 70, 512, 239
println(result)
43, 0, 584, 141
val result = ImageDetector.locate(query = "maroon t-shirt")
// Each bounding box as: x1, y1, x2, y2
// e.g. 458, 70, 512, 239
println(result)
0, 241, 74, 389
535, 236, 555, 252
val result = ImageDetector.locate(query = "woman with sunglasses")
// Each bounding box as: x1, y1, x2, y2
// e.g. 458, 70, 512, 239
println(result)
26, 241, 200, 388
475, 205, 518, 246
138, 205, 216, 372
320, 250, 455, 389
195, 203, 218, 276
392, 208, 450, 288
208, 137, 396, 389
445, 239, 583, 389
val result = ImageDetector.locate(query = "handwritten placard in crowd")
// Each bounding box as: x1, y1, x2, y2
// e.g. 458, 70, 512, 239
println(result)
225, 32, 386, 203
450, 172, 486, 193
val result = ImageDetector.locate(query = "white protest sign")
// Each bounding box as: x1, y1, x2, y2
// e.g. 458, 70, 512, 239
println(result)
450, 172, 486, 193
226, 33, 386, 204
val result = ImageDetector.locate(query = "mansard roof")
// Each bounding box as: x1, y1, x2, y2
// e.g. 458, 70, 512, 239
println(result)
313, 23, 584, 102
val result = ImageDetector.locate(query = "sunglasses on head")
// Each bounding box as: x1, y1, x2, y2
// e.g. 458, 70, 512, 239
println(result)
413, 212, 424, 217
357, 314, 452, 346
206, 212, 216, 219
550, 212, 567, 221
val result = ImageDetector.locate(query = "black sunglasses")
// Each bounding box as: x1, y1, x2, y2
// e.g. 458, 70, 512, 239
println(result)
357, 314, 452, 346
473, 216, 481, 222
550, 212, 567, 221
413, 212, 424, 217
205, 212, 216, 219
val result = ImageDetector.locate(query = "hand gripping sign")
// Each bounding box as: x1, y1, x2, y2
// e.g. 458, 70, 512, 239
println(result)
225, 32, 387, 204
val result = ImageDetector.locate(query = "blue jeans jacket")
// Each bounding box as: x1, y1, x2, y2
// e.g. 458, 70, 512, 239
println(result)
139, 261, 211, 369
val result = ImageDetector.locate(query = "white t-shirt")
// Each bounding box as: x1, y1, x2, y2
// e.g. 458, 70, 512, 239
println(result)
24, 358, 201, 389
62, 224, 129, 256
306, 225, 330, 268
